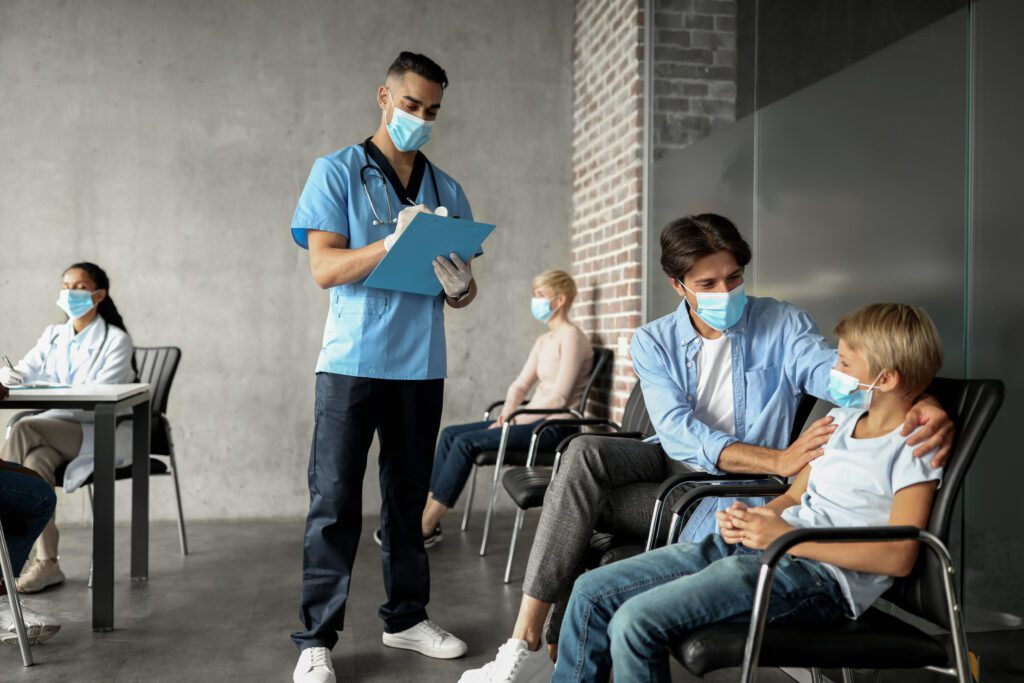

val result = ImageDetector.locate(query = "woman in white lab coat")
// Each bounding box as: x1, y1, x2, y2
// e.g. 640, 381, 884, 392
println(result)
0, 262, 135, 593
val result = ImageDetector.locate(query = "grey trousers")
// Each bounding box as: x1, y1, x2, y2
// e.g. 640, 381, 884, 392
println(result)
520, 435, 696, 643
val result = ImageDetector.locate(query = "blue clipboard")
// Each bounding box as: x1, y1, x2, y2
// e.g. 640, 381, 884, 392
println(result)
364, 214, 496, 296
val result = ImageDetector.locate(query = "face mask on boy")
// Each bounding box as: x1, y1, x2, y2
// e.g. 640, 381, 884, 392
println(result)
827, 368, 884, 410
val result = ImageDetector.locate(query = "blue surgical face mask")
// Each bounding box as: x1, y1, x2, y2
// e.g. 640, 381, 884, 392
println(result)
531, 297, 557, 323
677, 280, 747, 331
385, 89, 433, 152
827, 368, 884, 409
57, 289, 97, 320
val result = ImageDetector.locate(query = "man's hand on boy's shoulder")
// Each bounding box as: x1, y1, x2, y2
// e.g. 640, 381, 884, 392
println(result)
902, 393, 954, 468
727, 506, 794, 550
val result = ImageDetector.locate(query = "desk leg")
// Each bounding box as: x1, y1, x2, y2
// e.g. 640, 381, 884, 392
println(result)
92, 404, 116, 632
131, 400, 150, 580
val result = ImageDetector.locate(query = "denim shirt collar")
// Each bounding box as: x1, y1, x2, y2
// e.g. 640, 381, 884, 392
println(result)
673, 298, 750, 346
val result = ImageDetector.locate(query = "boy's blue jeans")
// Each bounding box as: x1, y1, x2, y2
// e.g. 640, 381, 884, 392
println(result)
553, 534, 846, 683
0, 465, 57, 576
428, 421, 573, 508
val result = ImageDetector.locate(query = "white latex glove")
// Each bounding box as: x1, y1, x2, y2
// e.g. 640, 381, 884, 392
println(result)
434, 252, 473, 299
384, 204, 432, 252
0, 365, 24, 387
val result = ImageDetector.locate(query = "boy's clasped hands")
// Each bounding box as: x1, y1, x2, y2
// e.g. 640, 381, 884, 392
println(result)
717, 502, 794, 550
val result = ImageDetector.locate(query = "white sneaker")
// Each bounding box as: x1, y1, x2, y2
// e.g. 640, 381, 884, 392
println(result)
458, 638, 553, 683
382, 619, 467, 659
293, 646, 336, 683
0, 596, 61, 645
15, 559, 65, 594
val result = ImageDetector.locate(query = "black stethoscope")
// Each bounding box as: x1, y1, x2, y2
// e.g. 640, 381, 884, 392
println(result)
359, 141, 450, 225
41, 319, 109, 377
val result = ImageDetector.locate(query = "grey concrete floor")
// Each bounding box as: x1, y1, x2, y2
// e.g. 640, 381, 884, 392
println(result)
1, 514, 957, 682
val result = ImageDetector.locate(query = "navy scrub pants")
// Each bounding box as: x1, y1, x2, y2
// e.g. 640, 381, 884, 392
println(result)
292, 372, 444, 651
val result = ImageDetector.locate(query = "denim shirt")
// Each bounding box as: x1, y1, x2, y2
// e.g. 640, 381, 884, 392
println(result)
631, 296, 837, 540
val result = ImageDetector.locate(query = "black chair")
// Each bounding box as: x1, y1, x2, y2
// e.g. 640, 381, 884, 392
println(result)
473, 347, 613, 555
497, 381, 654, 582
10, 347, 190, 556
660, 377, 1003, 683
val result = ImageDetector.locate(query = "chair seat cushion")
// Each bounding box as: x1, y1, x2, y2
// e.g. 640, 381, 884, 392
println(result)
501, 467, 553, 509
474, 449, 556, 467
672, 607, 950, 675
54, 457, 170, 488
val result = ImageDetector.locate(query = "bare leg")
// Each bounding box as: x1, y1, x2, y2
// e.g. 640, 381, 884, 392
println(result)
511, 594, 552, 651
421, 495, 449, 537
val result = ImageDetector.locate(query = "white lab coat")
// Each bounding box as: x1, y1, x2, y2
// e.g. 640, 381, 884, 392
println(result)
15, 317, 136, 491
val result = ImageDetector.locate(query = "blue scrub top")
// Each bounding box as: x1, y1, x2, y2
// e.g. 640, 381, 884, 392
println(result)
291, 143, 473, 380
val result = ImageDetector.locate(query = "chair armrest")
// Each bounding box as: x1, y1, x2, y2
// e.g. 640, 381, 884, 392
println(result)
760, 525, 923, 568
654, 471, 786, 504
532, 417, 620, 439
484, 399, 530, 420
507, 407, 582, 423
669, 482, 789, 517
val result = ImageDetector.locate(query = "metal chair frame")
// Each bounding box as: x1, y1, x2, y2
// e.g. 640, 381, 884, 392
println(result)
0, 519, 33, 666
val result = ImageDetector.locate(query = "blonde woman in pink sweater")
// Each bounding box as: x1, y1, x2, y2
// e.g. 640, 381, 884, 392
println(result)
375, 271, 593, 548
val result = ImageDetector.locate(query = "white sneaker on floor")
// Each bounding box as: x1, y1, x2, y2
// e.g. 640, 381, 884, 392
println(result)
0, 596, 61, 645
458, 638, 553, 683
382, 619, 467, 659
15, 559, 65, 594
293, 646, 336, 683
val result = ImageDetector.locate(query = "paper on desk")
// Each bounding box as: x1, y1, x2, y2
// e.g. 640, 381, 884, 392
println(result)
8, 382, 72, 389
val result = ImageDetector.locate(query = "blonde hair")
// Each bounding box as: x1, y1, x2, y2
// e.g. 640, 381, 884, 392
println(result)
834, 304, 943, 398
532, 270, 578, 309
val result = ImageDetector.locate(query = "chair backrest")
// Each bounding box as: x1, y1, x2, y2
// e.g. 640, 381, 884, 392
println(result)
884, 377, 1004, 628
788, 393, 818, 445
133, 346, 182, 417
576, 347, 614, 415
621, 383, 656, 437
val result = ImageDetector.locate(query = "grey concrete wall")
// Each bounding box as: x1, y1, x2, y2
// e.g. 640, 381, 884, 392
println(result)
0, 0, 574, 524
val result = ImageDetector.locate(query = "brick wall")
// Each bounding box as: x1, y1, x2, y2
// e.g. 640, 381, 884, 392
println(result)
653, 0, 738, 156
571, 0, 645, 421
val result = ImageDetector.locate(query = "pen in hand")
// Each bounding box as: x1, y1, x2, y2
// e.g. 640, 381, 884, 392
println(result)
2, 355, 14, 371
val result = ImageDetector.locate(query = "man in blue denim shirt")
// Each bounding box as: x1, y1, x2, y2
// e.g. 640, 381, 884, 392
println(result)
461, 214, 953, 683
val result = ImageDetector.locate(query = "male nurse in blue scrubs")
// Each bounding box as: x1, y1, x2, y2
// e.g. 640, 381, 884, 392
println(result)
290, 52, 476, 683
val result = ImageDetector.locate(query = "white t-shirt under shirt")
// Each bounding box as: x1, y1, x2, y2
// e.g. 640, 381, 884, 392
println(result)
781, 407, 944, 617
692, 334, 736, 436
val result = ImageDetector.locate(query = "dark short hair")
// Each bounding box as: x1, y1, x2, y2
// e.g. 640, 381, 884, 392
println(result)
659, 213, 752, 281
387, 51, 449, 89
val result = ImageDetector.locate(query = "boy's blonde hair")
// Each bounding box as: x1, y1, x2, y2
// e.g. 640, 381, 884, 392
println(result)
533, 270, 578, 309
834, 304, 943, 398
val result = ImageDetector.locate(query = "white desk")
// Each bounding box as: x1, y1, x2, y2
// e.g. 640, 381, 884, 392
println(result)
3, 383, 151, 631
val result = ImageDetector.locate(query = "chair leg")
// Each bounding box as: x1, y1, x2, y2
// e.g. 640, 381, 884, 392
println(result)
0, 520, 33, 666
461, 466, 478, 532
841, 669, 855, 683
479, 470, 501, 557
809, 668, 825, 683
504, 508, 525, 584
169, 450, 189, 556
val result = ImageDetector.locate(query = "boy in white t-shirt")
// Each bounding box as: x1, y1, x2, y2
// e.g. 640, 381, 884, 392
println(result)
551, 303, 945, 683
